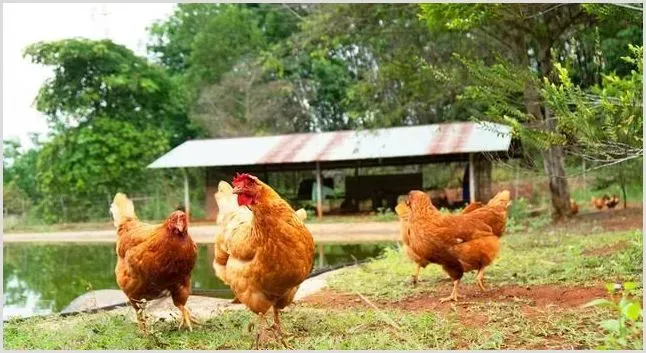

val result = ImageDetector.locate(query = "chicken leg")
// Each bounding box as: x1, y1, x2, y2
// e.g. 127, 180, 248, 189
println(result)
270, 307, 292, 348
250, 313, 272, 349
476, 268, 487, 292
410, 265, 421, 286
130, 299, 147, 333
440, 280, 463, 303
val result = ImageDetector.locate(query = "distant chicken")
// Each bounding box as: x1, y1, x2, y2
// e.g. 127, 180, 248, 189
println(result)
214, 173, 314, 348
396, 190, 510, 302
605, 194, 620, 209
592, 195, 610, 210
570, 199, 579, 215
111, 193, 198, 332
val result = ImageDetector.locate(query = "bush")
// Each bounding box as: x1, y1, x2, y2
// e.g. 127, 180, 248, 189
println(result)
584, 282, 643, 350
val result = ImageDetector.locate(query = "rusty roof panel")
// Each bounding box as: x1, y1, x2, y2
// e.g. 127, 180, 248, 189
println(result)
147, 122, 512, 169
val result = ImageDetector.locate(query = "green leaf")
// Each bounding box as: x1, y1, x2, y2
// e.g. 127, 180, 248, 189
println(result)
622, 302, 642, 321
623, 282, 638, 291
600, 319, 621, 332
584, 298, 614, 308
605, 283, 619, 293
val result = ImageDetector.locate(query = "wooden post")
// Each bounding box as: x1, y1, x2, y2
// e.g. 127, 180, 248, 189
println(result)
316, 161, 323, 219
183, 168, 190, 219
318, 243, 325, 266
582, 159, 586, 191
469, 154, 476, 203
515, 162, 520, 200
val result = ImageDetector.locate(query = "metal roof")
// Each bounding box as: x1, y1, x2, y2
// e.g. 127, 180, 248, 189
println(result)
147, 122, 513, 169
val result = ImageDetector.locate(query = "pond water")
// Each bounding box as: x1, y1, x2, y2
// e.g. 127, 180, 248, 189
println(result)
2, 242, 394, 320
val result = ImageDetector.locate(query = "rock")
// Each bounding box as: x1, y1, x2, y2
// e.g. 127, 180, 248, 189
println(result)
61, 290, 128, 314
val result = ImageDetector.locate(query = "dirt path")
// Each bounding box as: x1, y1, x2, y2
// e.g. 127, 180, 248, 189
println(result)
300, 284, 607, 313
2, 221, 400, 244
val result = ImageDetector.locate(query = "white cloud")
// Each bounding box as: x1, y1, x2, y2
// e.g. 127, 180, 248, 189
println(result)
2, 3, 176, 150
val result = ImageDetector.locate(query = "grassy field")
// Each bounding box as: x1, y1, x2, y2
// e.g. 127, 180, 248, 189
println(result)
4, 223, 642, 349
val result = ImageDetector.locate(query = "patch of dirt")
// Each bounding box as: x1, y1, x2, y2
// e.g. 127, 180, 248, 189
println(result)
583, 241, 629, 256
300, 290, 369, 310
552, 206, 643, 233
301, 284, 606, 313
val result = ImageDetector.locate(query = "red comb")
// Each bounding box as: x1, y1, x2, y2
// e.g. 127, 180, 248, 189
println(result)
232, 173, 257, 186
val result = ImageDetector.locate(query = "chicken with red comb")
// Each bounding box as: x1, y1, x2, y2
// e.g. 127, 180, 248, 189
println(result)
219, 173, 314, 348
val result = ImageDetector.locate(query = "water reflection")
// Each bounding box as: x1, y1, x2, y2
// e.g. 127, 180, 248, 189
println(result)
3, 242, 393, 320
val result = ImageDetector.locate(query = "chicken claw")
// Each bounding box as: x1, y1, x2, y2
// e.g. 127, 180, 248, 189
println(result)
439, 280, 462, 303
250, 314, 272, 349
177, 305, 199, 331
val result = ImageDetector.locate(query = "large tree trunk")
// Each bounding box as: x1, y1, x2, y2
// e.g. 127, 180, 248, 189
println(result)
515, 31, 572, 220
541, 143, 572, 219
523, 82, 572, 219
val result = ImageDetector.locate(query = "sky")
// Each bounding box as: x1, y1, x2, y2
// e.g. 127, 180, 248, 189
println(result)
2, 3, 177, 150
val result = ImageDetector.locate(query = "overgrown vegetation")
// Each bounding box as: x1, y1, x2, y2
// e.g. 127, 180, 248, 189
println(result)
585, 282, 643, 350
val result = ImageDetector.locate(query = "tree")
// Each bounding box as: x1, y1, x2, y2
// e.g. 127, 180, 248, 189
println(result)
23, 38, 199, 146
288, 4, 488, 129
418, 3, 640, 219
35, 118, 170, 223
542, 45, 643, 207
148, 3, 311, 135
23, 39, 193, 222
3, 137, 41, 203
192, 60, 307, 137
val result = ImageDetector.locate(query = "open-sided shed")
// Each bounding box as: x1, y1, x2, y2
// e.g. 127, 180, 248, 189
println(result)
147, 122, 516, 219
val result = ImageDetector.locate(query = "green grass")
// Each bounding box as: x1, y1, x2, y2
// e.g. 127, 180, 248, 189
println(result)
4, 230, 642, 349
329, 230, 643, 300
2, 302, 614, 350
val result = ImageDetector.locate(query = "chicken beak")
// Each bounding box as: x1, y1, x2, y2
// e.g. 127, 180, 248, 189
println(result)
232, 186, 242, 195
176, 223, 184, 233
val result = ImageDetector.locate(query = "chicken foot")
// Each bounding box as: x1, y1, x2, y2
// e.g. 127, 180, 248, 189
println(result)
177, 305, 200, 332
439, 280, 463, 303
250, 313, 273, 349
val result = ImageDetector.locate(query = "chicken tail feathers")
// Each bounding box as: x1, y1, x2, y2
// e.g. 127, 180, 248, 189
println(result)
111, 192, 136, 228
295, 208, 308, 221
461, 202, 484, 214
487, 190, 511, 210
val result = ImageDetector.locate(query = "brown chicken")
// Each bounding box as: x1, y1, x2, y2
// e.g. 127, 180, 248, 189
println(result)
592, 195, 610, 210
570, 199, 579, 215
217, 173, 314, 348
111, 193, 198, 332
213, 181, 307, 304
605, 194, 620, 209
395, 199, 482, 286
397, 190, 508, 302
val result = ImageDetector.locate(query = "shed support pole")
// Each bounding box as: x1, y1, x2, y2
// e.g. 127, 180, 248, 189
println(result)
582, 159, 586, 191
318, 243, 325, 266
183, 168, 190, 219
514, 162, 520, 200
316, 161, 323, 219
469, 154, 476, 203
